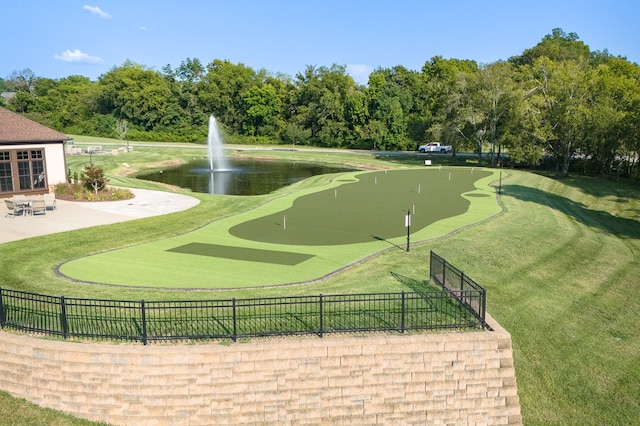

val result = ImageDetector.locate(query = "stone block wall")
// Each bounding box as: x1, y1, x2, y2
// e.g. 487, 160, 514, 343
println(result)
0, 314, 521, 425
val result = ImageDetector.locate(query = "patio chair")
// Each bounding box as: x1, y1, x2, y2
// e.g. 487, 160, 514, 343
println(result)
43, 193, 57, 210
12, 195, 30, 215
31, 199, 46, 216
4, 199, 24, 218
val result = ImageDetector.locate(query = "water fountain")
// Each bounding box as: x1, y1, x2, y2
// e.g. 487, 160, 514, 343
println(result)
207, 115, 230, 172
205, 115, 232, 194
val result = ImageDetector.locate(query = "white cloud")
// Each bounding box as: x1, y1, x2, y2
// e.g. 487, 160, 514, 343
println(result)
346, 64, 373, 85
83, 5, 112, 19
140, 26, 148, 31
54, 49, 103, 64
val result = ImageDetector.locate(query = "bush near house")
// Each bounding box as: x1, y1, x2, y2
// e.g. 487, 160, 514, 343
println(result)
53, 164, 133, 201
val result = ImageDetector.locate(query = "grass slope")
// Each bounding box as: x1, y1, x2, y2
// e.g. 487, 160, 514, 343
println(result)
0, 145, 638, 425
426, 171, 640, 425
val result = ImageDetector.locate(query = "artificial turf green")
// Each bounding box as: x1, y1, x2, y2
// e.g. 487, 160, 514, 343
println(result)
57, 167, 501, 288
231, 168, 491, 245
167, 243, 314, 265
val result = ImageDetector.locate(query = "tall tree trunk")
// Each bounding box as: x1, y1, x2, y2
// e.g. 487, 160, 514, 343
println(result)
561, 139, 573, 177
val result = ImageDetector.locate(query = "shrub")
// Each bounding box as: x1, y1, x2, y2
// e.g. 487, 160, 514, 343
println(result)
53, 182, 133, 202
81, 164, 108, 194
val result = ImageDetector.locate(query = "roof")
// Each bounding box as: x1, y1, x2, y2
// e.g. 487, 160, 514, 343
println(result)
0, 106, 71, 143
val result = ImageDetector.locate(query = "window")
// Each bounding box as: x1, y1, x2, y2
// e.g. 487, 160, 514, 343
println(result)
0, 149, 47, 193
0, 151, 13, 193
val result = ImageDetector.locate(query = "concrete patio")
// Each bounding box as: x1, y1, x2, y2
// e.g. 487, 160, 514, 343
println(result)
0, 189, 200, 244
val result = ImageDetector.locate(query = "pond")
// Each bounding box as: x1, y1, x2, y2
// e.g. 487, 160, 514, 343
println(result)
137, 157, 355, 195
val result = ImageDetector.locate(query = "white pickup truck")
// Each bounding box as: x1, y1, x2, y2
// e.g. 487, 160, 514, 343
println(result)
418, 142, 452, 153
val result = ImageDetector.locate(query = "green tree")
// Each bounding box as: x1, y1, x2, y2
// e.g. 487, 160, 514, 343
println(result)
423, 57, 479, 161
366, 70, 409, 150
282, 123, 311, 146
242, 84, 282, 137
29, 75, 97, 133
511, 28, 591, 66
476, 61, 519, 166
499, 87, 545, 167
441, 69, 492, 165
581, 55, 640, 177
175, 57, 205, 82
524, 57, 590, 176
8, 91, 34, 113
0, 77, 10, 93
195, 60, 259, 133
292, 64, 355, 147
371, 66, 430, 146
98, 61, 172, 130
159, 60, 206, 139
82, 164, 108, 194
262, 71, 296, 141
344, 87, 370, 149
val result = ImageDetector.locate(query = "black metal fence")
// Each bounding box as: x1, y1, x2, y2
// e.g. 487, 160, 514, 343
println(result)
429, 251, 487, 329
0, 253, 487, 344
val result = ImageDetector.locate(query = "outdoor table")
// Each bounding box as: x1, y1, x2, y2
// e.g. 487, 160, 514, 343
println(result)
14, 200, 32, 216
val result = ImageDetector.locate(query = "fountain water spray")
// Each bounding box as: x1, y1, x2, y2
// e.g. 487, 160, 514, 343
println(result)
207, 115, 229, 171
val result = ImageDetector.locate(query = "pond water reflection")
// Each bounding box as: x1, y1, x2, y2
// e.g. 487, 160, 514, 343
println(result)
137, 157, 355, 195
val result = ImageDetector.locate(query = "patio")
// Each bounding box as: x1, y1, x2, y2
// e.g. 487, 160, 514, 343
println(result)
0, 189, 199, 244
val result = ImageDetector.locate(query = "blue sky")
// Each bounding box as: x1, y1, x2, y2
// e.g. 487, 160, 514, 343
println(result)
3, 1, 639, 85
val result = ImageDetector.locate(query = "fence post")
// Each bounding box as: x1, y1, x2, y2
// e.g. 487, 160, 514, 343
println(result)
480, 287, 487, 328
460, 272, 466, 305
140, 300, 147, 345
442, 259, 446, 288
60, 296, 69, 339
319, 294, 324, 338
232, 298, 237, 342
401, 291, 405, 333
429, 251, 434, 281
0, 288, 5, 329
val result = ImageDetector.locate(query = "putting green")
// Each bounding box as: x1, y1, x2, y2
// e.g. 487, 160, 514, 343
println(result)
230, 168, 489, 245
167, 243, 315, 265
57, 167, 502, 289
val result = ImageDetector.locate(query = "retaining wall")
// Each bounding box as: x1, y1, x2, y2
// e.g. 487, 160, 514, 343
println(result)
0, 314, 521, 425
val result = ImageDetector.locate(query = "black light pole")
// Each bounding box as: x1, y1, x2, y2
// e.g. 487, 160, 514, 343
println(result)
406, 209, 411, 252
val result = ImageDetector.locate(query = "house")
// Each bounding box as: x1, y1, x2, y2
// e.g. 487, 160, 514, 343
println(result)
1, 92, 16, 104
0, 106, 70, 197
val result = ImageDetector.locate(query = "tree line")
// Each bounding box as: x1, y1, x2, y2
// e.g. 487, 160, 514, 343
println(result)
2, 28, 639, 178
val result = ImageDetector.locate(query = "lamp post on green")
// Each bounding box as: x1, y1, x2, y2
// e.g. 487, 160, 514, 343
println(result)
405, 209, 411, 252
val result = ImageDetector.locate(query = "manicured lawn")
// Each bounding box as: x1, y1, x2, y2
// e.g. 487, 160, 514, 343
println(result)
0, 143, 638, 425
